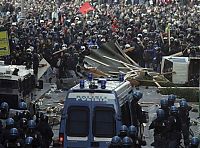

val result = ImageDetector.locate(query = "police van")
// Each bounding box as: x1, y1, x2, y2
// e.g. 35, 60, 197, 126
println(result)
59, 74, 146, 148
0, 61, 42, 109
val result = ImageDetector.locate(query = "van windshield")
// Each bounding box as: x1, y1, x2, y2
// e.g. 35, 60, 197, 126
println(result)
93, 107, 116, 137
66, 106, 89, 137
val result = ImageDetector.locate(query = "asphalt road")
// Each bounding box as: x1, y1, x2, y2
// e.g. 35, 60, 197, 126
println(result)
36, 82, 200, 147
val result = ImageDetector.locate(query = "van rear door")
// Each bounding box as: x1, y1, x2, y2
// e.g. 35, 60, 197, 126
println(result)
65, 104, 91, 148
92, 105, 116, 147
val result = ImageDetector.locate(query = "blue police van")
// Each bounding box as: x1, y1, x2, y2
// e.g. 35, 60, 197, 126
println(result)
59, 75, 143, 148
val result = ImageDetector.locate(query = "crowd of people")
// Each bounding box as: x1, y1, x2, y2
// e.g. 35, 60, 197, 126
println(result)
109, 94, 200, 148
0, 102, 53, 148
0, 0, 200, 77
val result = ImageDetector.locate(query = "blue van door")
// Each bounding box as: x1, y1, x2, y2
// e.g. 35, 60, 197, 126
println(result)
91, 104, 117, 148
65, 104, 91, 148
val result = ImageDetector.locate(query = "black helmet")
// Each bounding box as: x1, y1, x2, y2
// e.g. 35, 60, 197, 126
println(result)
110, 136, 122, 147
0, 102, 9, 112
28, 120, 36, 129
119, 125, 128, 138
128, 125, 137, 137
25, 136, 33, 145
22, 110, 31, 120
19, 118, 28, 128
18, 102, 27, 110
122, 136, 133, 147
6, 118, 15, 128
9, 128, 18, 140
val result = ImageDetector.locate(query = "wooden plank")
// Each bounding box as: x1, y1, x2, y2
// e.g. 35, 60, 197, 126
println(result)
153, 78, 161, 87
158, 87, 199, 89
85, 56, 110, 67
103, 55, 140, 69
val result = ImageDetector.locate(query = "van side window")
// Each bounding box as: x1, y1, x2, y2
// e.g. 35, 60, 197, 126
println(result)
120, 101, 131, 126
93, 107, 116, 138
66, 106, 89, 137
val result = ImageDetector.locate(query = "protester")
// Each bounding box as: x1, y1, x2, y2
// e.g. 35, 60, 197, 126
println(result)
0, 0, 200, 77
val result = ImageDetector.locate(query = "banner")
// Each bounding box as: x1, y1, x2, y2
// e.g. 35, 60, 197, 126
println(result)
79, 2, 95, 15
0, 31, 10, 56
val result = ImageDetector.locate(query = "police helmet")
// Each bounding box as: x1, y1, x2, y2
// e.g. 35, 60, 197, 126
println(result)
191, 137, 200, 146
110, 136, 122, 146
128, 125, 137, 137
160, 98, 168, 108
122, 136, 133, 147
179, 98, 186, 103
156, 109, 165, 119
179, 100, 188, 108
10, 128, 18, 136
9, 128, 18, 139
18, 102, 27, 110
119, 125, 128, 137
168, 94, 176, 102
28, 120, 36, 129
133, 91, 143, 101
170, 106, 178, 113
0, 102, 9, 111
25, 136, 34, 145
6, 118, 15, 127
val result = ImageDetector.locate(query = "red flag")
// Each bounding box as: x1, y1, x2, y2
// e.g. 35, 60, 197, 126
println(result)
79, 2, 95, 15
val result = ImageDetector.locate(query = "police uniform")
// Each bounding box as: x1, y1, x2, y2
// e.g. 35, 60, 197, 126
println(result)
149, 118, 168, 148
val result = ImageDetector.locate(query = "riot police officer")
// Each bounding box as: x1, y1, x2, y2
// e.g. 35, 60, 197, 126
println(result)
122, 136, 133, 148
167, 106, 182, 148
190, 137, 199, 148
18, 118, 28, 139
1, 118, 15, 145
131, 91, 146, 146
149, 109, 168, 148
21, 110, 31, 120
26, 120, 42, 148
160, 98, 169, 119
131, 91, 143, 128
37, 114, 54, 148
119, 125, 128, 139
178, 100, 191, 147
35, 111, 44, 124
0, 102, 9, 119
109, 136, 122, 148
128, 125, 140, 147
4, 128, 24, 148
